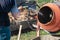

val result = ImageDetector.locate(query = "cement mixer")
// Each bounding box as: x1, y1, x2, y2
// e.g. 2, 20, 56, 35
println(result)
38, 2, 60, 32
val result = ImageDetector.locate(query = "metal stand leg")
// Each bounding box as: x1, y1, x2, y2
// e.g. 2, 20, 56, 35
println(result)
32, 26, 40, 40
34, 21, 41, 40
17, 25, 22, 40
36, 26, 40, 37
32, 24, 40, 40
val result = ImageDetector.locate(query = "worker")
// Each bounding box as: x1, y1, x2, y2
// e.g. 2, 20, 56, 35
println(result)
0, 0, 20, 40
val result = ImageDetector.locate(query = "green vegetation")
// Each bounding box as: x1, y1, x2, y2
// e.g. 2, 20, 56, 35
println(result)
11, 30, 49, 40
38, 0, 53, 3
10, 30, 60, 40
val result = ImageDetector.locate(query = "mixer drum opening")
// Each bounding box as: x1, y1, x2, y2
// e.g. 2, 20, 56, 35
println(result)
38, 6, 53, 24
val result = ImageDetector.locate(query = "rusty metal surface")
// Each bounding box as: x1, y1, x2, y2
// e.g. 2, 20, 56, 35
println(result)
8, 6, 37, 31
8, 8, 29, 31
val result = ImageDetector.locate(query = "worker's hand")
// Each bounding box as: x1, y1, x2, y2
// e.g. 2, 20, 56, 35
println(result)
14, 13, 21, 20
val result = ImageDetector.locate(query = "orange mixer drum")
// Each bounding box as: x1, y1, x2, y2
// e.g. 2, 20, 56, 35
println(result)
38, 3, 60, 32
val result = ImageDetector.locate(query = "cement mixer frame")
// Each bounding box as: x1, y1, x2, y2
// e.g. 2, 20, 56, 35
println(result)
18, 0, 60, 40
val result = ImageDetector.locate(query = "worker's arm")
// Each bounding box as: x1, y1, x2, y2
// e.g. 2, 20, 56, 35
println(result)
11, 0, 20, 20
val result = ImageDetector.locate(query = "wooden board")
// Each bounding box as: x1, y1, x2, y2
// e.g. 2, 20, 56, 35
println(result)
32, 35, 60, 40
40, 35, 60, 40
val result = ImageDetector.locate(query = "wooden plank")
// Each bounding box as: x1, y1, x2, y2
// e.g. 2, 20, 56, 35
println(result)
32, 37, 41, 40
32, 35, 60, 40
40, 35, 60, 40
